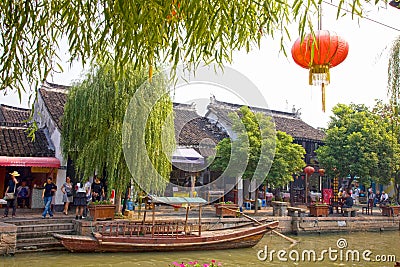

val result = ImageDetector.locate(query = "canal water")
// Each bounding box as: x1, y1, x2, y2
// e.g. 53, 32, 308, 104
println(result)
1, 231, 399, 267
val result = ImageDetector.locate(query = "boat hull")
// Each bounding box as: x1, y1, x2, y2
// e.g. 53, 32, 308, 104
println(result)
54, 221, 278, 253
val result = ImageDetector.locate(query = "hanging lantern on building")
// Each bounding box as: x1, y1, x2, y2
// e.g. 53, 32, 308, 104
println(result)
291, 30, 349, 112
318, 168, 325, 176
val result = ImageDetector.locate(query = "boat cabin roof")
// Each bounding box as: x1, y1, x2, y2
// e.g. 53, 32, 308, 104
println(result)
151, 196, 207, 205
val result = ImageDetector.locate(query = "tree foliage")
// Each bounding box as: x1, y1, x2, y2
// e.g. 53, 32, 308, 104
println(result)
373, 100, 400, 203
266, 131, 306, 188
61, 62, 175, 195
211, 106, 305, 188
0, 0, 376, 97
316, 103, 399, 188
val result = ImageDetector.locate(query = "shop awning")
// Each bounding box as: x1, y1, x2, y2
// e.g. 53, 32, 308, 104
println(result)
0, 156, 60, 167
172, 147, 204, 165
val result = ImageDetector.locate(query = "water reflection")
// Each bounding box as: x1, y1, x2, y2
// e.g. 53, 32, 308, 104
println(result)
1, 231, 399, 267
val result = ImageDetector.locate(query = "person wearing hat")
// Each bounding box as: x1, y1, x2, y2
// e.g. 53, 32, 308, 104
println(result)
3, 171, 19, 218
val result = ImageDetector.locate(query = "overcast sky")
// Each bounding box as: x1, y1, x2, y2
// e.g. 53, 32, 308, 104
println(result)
1, 2, 399, 129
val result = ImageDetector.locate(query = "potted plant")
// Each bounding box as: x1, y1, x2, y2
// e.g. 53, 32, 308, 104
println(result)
308, 203, 329, 217
380, 203, 400, 216
214, 201, 238, 218
88, 200, 116, 221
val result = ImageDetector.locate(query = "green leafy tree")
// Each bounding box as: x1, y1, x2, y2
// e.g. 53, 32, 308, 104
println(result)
387, 35, 400, 203
266, 131, 306, 188
317, 103, 398, 189
211, 106, 305, 210
373, 100, 400, 203
62, 62, 175, 199
0, 0, 379, 97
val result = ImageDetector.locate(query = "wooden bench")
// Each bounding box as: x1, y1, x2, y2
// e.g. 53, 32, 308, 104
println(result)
342, 207, 358, 217
287, 206, 307, 217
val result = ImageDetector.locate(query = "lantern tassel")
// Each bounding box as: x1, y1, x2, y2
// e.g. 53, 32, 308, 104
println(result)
321, 83, 326, 112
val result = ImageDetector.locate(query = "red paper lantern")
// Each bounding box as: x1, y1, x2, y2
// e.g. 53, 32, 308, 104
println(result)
291, 30, 349, 112
304, 166, 315, 176
390, 0, 400, 9
318, 168, 325, 176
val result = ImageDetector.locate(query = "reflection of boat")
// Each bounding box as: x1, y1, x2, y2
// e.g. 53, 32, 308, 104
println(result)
53, 197, 279, 253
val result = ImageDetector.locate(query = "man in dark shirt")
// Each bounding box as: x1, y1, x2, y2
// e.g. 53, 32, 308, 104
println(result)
342, 191, 354, 208
41, 177, 57, 218
91, 176, 105, 202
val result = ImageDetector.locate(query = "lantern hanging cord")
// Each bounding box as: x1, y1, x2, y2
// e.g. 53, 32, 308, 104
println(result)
322, 0, 400, 32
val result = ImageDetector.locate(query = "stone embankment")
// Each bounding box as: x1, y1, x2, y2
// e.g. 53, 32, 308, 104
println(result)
1, 206, 399, 255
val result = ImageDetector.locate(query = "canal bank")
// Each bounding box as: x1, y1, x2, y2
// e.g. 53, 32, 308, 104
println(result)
0, 205, 399, 255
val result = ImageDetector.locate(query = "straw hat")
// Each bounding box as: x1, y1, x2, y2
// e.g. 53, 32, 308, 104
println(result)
9, 171, 20, 177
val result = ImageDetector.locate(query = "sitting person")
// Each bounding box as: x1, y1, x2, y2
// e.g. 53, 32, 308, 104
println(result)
380, 191, 389, 205
342, 191, 354, 208
17, 181, 30, 208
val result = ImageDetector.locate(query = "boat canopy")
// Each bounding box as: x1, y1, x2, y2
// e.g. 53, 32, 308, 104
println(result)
150, 196, 207, 205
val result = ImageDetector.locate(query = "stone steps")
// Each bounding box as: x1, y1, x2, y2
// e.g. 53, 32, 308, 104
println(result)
6, 217, 74, 226
16, 236, 65, 252
18, 223, 74, 233
13, 218, 75, 253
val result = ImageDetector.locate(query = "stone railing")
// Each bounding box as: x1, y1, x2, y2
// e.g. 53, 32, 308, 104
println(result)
0, 222, 17, 255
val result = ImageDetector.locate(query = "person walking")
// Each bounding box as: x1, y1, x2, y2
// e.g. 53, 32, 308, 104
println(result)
3, 171, 19, 218
61, 176, 73, 215
42, 177, 57, 219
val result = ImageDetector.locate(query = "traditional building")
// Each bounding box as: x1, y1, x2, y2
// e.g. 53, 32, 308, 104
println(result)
172, 103, 228, 187
0, 104, 60, 208
205, 96, 326, 204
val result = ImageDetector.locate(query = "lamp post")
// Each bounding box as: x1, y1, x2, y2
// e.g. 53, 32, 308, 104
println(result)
304, 166, 315, 204
318, 168, 325, 203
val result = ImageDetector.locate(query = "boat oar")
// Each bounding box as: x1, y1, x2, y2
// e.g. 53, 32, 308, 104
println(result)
221, 206, 298, 245
271, 229, 298, 245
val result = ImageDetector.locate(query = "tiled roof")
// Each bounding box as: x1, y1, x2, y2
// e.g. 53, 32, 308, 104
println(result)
38, 84, 229, 155
0, 104, 31, 126
174, 103, 228, 156
39, 82, 69, 130
206, 97, 325, 142
0, 126, 55, 157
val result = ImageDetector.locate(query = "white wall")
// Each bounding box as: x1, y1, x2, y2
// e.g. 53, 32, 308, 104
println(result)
34, 93, 67, 205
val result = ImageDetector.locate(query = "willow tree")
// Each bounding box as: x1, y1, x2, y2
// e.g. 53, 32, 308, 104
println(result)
386, 36, 400, 203
0, 0, 380, 98
62, 62, 175, 196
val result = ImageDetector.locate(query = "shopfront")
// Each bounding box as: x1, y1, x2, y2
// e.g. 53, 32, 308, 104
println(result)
0, 156, 60, 208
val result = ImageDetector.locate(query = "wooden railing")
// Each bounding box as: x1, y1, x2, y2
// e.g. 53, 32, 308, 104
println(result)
95, 220, 200, 238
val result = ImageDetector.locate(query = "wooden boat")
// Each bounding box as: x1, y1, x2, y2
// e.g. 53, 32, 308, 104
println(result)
54, 196, 279, 252
54, 220, 278, 253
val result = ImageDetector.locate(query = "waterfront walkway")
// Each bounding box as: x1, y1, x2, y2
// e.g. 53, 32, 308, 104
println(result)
0, 203, 396, 220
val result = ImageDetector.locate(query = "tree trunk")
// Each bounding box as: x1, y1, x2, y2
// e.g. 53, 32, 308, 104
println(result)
254, 188, 259, 214
347, 176, 355, 191
115, 192, 122, 215
121, 185, 130, 214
